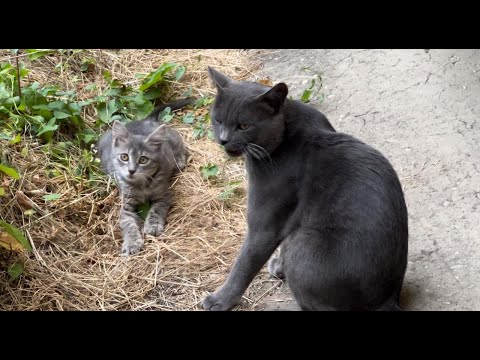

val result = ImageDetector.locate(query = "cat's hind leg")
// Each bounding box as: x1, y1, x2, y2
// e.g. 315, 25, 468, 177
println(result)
267, 246, 285, 280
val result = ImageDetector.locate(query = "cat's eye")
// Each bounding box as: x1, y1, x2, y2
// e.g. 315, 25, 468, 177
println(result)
214, 117, 222, 124
139, 156, 149, 164
120, 153, 129, 161
239, 123, 250, 130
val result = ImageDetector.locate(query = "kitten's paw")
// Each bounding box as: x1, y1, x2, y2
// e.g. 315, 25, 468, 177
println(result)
201, 291, 240, 311
144, 221, 164, 237
268, 256, 285, 279
120, 239, 144, 256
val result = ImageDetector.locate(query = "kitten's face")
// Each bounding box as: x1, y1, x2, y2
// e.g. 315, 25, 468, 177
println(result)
111, 121, 167, 185
208, 67, 288, 160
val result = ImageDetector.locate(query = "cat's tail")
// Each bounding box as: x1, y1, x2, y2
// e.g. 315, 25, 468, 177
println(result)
149, 97, 196, 121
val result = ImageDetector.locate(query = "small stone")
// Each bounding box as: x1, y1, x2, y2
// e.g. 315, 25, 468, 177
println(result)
450, 265, 463, 269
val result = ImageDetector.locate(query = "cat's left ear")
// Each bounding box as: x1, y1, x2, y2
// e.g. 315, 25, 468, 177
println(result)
208, 66, 233, 91
256, 83, 289, 114
145, 124, 168, 146
112, 120, 129, 146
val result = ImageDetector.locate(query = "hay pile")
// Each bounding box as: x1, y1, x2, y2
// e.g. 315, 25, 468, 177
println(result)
0, 49, 283, 310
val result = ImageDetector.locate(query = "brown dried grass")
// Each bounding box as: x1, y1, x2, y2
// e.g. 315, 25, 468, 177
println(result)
0, 49, 283, 311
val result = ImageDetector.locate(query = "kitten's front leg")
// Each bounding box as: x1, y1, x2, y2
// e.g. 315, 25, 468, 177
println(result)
119, 200, 144, 256
202, 229, 279, 311
144, 195, 171, 237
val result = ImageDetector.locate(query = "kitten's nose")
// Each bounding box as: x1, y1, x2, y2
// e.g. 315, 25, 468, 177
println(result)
219, 139, 228, 146
128, 169, 136, 175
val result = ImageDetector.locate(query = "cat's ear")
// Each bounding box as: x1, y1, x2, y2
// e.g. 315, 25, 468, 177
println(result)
208, 66, 233, 91
256, 83, 289, 113
145, 124, 168, 146
112, 120, 129, 146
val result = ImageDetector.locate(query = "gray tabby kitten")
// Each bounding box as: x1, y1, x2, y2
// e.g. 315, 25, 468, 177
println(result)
96, 99, 193, 255
202, 67, 408, 311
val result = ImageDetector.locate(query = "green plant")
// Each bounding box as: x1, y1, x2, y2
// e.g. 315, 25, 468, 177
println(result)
200, 163, 219, 180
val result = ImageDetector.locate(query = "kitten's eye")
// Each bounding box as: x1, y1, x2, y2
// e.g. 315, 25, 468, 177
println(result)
139, 156, 149, 164
120, 153, 129, 161
215, 117, 222, 124
239, 123, 250, 130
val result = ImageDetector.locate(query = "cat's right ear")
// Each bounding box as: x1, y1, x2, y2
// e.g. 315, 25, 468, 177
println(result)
112, 120, 129, 146
208, 66, 233, 91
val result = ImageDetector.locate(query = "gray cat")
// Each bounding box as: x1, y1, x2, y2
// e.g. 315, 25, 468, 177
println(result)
96, 99, 193, 255
202, 67, 408, 311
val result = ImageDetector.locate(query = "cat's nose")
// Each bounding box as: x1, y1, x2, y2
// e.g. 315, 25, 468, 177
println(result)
128, 169, 136, 175
219, 139, 228, 146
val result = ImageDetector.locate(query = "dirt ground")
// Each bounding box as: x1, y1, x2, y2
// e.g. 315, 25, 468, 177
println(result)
248, 49, 480, 311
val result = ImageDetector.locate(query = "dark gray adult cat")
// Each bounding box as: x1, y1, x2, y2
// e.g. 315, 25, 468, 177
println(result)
202, 67, 408, 311
96, 98, 193, 256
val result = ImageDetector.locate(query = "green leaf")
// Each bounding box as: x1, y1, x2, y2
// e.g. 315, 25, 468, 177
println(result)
26, 49, 54, 60
36, 118, 59, 137
158, 107, 173, 123
48, 101, 67, 111
194, 96, 214, 108
85, 84, 97, 91
300, 89, 312, 103
143, 88, 163, 101
97, 100, 120, 123
0, 220, 31, 251
219, 181, 242, 200
182, 87, 193, 98
21, 147, 28, 157
175, 66, 186, 81
8, 262, 23, 280
9, 133, 21, 145
81, 128, 98, 144
43, 193, 61, 201
207, 129, 214, 140
137, 203, 150, 221
53, 110, 71, 119
10, 49, 19, 55
0, 164, 20, 179
182, 113, 195, 124
200, 163, 219, 179
139, 62, 177, 92
0, 187, 4, 196
24, 209, 35, 216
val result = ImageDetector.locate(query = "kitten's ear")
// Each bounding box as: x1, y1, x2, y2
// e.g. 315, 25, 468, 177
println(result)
145, 124, 168, 146
208, 66, 233, 91
112, 120, 129, 146
256, 83, 289, 113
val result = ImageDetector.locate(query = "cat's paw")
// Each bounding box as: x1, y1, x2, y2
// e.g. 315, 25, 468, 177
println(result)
120, 239, 144, 256
267, 256, 285, 279
201, 290, 240, 311
143, 221, 164, 237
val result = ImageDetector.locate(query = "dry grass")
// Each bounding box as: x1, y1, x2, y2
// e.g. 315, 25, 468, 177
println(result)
0, 49, 283, 311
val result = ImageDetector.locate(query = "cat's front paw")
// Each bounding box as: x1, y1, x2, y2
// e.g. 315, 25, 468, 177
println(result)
144, 221, 164, 237
202, 290, 240, 311
120, 238, 144, 256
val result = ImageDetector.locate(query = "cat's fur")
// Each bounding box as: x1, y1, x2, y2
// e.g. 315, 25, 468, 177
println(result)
202, 67, 408, 311
96, 98, 193, 255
